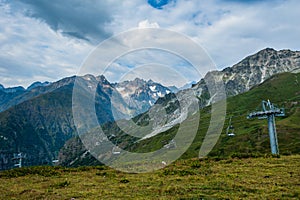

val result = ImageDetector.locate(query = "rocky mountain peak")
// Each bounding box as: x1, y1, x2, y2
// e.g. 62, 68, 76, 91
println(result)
147, 79, 154, 84
258, 47, 276, 53
193, 48, 300, 97
27, 81, 51, 91
96, 75, 110, 85
132, 77, 147, 86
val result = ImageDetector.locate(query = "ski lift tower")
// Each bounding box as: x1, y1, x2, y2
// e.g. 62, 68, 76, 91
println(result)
12, 152, 24, 168
247, 100, 285, 155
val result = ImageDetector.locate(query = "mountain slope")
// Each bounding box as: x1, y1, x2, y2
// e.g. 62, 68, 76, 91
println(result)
0, 75, 119, 169
59, 72, 300, 166
187, 72, 300, 158
0, 75, 173, 169
0, 85, 26, 112
0, 84, 76, 169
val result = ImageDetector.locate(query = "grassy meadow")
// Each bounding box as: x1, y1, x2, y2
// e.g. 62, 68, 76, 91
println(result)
0, 154, 299, 199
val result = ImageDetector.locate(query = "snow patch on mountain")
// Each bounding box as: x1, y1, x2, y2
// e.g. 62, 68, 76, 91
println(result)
149, 85, 156, 92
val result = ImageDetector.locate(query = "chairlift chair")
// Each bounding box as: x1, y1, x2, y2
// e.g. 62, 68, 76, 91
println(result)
226, 117, 235, 137
112, 146, 121, 155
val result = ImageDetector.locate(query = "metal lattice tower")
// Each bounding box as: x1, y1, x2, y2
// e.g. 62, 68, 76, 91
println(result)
12, 152, 24, 168
247, 100, 285, 155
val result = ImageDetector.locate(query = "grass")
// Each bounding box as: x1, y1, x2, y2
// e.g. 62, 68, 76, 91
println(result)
0, 155, 299, 199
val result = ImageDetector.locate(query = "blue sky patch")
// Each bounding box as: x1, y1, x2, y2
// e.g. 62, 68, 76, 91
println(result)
147, 0, 172, 9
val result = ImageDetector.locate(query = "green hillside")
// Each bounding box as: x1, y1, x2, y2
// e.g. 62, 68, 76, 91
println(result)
209, 72, 300, 157
130, 72, 300, 159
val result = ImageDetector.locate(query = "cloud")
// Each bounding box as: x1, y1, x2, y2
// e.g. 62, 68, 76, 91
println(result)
195, 0, 300, 67
0, 2, 93, 87
138, 20, 160, 28
10, 0, 117, 43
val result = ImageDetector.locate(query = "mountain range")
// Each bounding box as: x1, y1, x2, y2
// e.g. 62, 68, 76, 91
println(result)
58, 48, 300, 166
0, 75, 172, 169
1, 48, 300, 169
59, 72, 300, 167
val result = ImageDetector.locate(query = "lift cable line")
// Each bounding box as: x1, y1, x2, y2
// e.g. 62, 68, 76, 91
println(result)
198, 103, 299, 127
186, 104, 299, 131
247, 100, 285, 155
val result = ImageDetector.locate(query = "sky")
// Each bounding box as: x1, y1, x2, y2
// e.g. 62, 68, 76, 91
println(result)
1, 0, 300, 88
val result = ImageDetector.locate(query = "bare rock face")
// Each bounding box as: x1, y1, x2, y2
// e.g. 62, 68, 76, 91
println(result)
194, 48, 300, 97
113, 78, 171, 118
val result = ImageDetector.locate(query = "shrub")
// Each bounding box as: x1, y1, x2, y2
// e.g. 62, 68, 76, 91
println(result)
52, 180, 70, 189
120, 178, 129, 183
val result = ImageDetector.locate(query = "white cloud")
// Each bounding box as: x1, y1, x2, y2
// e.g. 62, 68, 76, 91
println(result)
197, 0, 300, 67
138, 20, 160, 28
